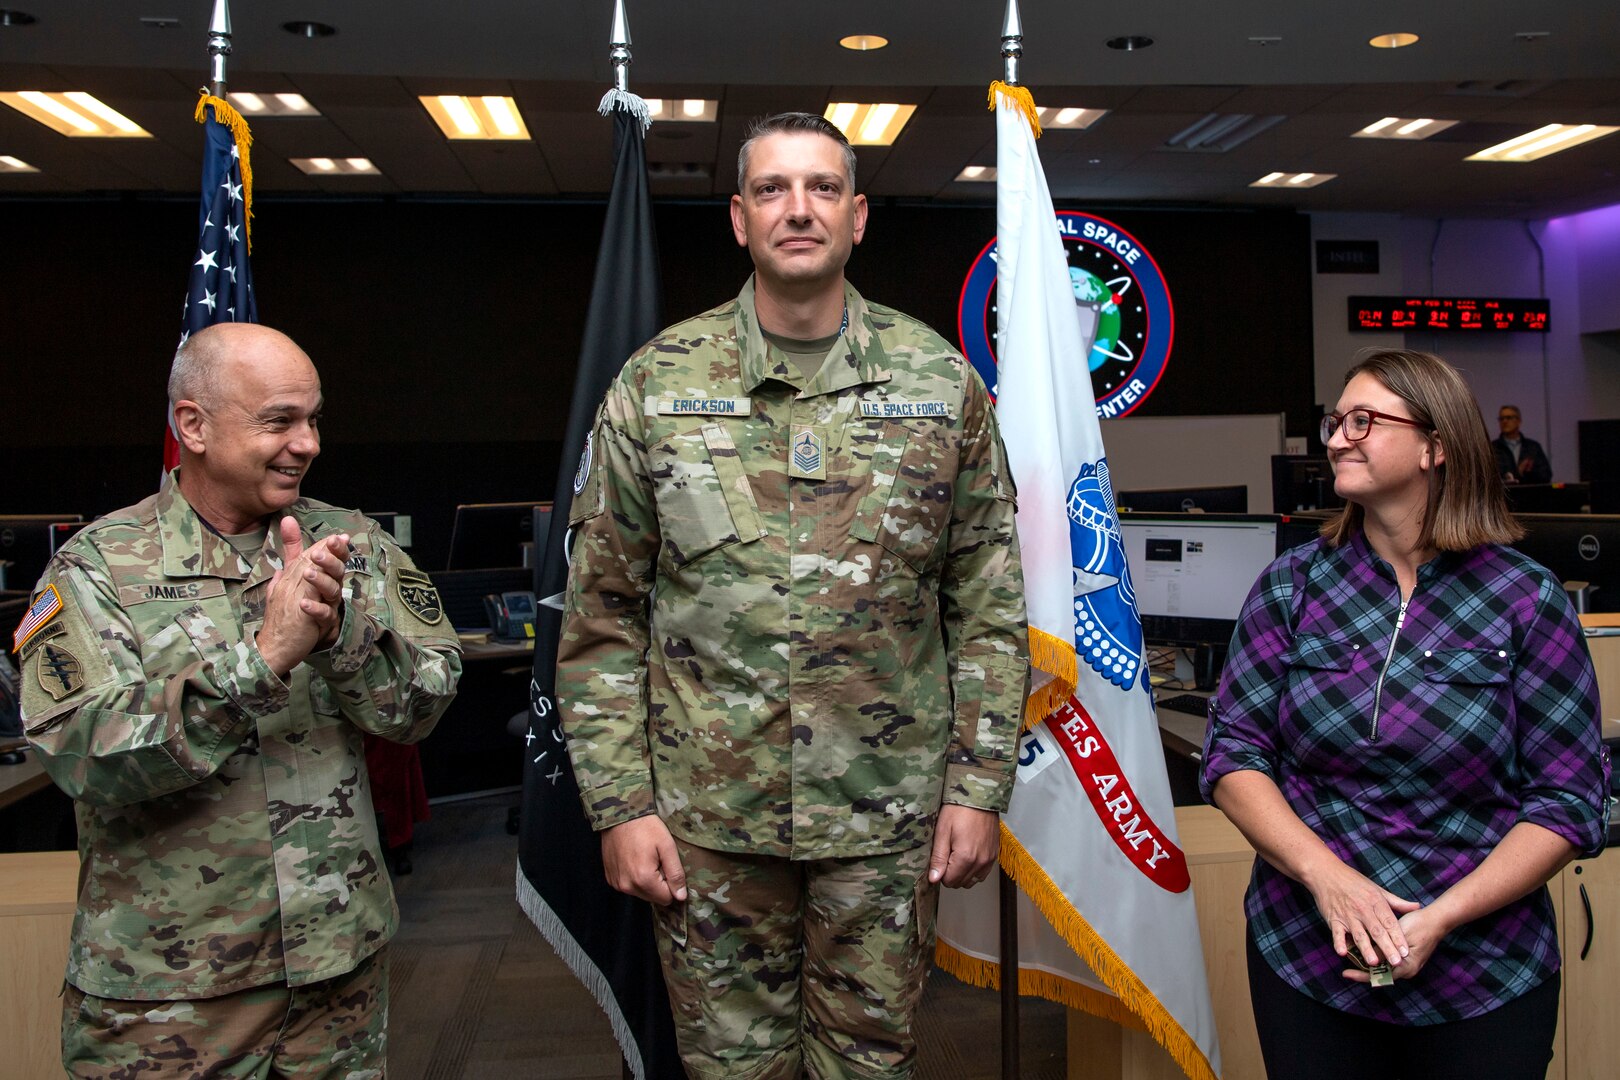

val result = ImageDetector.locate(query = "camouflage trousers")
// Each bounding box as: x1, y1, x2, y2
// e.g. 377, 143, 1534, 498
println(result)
653, 837, 939, 1080
61, 948, 388, 1079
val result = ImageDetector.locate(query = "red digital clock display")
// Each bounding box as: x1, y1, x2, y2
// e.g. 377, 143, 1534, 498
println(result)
1349, 296, 1550, 333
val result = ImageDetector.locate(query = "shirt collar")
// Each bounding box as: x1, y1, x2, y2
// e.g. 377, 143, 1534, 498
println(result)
735, 275, 891, 396
157, 470, 295, 588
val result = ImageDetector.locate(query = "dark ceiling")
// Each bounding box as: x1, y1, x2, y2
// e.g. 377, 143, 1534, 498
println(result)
1, 1, 1618, 217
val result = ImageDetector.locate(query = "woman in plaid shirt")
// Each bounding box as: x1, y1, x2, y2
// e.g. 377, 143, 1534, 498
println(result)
1202, 350, 1609, 1079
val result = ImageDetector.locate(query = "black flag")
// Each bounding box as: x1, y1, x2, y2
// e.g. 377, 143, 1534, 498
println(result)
515, 96, 681, 1080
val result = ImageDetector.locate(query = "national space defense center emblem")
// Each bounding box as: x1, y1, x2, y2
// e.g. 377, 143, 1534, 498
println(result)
957, 210, 1174, 418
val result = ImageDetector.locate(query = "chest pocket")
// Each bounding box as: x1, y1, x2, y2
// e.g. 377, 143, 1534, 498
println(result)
851, 421, 955, 574
1421, 647, 1511, 686
651, 422, 767, 569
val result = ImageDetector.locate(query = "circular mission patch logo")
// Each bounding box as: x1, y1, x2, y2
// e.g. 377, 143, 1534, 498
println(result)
957, 211, 1174, 418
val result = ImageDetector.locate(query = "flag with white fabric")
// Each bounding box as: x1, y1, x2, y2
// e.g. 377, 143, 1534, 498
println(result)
934, 82, 1221, 1080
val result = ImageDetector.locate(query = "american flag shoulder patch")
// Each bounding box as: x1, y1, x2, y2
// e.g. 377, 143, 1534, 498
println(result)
13, 583, 64, 652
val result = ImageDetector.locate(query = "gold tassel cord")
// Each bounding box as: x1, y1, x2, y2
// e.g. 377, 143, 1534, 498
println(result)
933, 939, 1148, 1030
194, 92, 255, 252
987, 80, 1042, 137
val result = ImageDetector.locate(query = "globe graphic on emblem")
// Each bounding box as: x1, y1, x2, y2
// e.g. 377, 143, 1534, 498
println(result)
1068, 266, 1122, 374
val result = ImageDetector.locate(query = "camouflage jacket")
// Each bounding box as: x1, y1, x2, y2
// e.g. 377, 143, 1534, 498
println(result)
17, 476, 461, 1000
558, 278, 1028, 860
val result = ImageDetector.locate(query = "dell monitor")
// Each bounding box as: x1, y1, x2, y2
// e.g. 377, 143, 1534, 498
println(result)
1119, 512, 1282, 689
446, 501, 550, 570
1510, 513, 1620, 614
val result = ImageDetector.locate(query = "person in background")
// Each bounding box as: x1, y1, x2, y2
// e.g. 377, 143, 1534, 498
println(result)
17, 323, 462, 1078
556, 112, 1028, 1079
1202, 349, 1608, 1079
1492, 403, 1553, 484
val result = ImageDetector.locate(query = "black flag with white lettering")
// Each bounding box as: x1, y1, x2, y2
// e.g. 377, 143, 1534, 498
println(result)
516, 95, 680, 1080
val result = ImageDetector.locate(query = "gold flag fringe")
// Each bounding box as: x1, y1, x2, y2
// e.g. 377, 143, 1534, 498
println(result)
987, 80, 1042, 137
965, 822, 1218, 1080
194, 92, 255, 252
1026, 626, 1077, 731
933, 938, 1147, 1030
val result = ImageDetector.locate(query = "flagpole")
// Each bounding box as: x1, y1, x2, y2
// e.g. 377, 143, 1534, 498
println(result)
609, 0, 631, 93
997, 7, 1023, 1080
206, 0, 231, 98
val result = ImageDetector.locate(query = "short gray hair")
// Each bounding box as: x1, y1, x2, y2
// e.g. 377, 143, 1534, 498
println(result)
168, 328, 226, 409
736, 112, 857, 193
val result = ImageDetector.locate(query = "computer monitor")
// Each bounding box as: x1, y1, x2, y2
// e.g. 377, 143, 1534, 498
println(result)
445, 501, 550, 570
1271, 455, 1344, 514
1119, 512, 1282, 687
0, 514, 83, 592
1510, 513, 1620, 613
1503, 483, 1590, 515
1115, 485, 1248, 515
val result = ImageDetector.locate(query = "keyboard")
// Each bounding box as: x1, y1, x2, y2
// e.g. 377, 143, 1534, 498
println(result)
1156, 693, 1211, 717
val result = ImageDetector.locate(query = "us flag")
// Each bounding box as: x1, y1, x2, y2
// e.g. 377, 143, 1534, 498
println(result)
166, 94, 256, 470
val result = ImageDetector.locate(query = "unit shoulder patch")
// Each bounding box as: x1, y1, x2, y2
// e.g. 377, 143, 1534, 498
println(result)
395, 568, 444, 625
34, 639, 84, 701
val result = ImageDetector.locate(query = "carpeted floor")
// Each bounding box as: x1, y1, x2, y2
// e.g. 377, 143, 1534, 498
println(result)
389, 793, 1067, 1079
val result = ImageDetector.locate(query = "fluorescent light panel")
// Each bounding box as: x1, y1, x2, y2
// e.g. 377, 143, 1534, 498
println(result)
1250, 171, 1336, 188
955, 165, 996, 182
644, 98, 718, 123
1353, 116, 1459, 140
290, 156, 381, 175
822, 102, 916, 146
229, 92, 319, 116
0, 154, 39, 172
1467, 123, 1618, 162
0, 91, 151, 137
1036, 107, 1108, 130
418, 95, 531, 140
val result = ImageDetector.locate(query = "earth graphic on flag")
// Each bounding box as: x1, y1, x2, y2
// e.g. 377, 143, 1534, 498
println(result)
1068, 266, 1121, 375
1067, 460, 1144, 691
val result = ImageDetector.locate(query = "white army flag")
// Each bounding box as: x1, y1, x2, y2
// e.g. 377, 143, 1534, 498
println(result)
934, 82, 1221, 1080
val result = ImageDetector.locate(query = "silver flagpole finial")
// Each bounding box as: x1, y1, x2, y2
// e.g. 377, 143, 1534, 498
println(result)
609, 0, 632, 93
1001, 0, 1023, 85
208, 0, 233, 98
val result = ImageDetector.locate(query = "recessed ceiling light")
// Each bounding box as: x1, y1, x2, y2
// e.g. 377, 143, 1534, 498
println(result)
645, 98, 718, 123
229, 92, 319, 117
1250, 171, 1336, 188
418, 95, 531, 140
0, 10, 37, 27
1105, 35, 1153, 51
823, 102, 917, 146
282, 20, 336, 38
0, 91, 151, 137
955, 165, 996, 182
291, 156, 380, 175
1369, 32, 1419, 49
1037, 107, 1108, 130
839, 34, 889, 51
1467, 124, 1619, 162
0, 154, 38, 172
1353, 116, 1459, 140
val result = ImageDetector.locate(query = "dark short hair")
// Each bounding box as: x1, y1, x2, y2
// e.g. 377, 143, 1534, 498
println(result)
736, 112, 857, 192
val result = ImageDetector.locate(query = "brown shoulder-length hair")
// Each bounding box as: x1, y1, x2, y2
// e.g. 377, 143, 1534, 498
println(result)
1323, 349, 1524, 551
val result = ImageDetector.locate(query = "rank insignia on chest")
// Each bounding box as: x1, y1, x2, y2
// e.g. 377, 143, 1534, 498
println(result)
395, 568, 444, 625
790, 428, 826, 481
35, 640, 84, 700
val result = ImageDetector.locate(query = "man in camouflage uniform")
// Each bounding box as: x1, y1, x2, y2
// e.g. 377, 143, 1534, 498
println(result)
16, 323, 462, 1078
557, 113, 1028, 1079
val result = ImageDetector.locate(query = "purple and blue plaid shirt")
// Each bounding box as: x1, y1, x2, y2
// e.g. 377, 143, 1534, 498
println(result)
1201, 531, 1609, 1025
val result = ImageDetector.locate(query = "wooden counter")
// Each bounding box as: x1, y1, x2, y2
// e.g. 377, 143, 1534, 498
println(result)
0, 850, 77, 1080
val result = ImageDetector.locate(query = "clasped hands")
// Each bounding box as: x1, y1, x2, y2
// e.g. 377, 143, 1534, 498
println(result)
256, 517, 351, 679
1307, 856, 1447, 986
